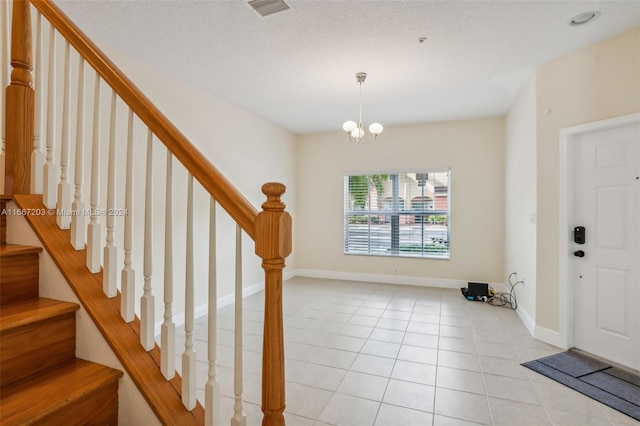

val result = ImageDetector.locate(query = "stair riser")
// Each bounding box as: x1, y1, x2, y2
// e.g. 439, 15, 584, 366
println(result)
0, 253, 40, 305
0, 313, 76, 388
29, 381, 119, 426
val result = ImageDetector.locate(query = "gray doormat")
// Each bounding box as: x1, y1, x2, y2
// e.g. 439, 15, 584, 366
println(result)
522, 350, 640, 421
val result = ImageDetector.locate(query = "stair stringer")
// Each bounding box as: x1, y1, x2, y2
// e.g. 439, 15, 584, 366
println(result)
6, 201, 160, 426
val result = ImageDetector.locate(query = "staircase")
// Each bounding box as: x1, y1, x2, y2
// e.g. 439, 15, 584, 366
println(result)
0, 196, 123, 425
2, 0, 292, 424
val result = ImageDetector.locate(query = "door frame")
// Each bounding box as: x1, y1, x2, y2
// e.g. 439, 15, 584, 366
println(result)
558, 112, 640, 350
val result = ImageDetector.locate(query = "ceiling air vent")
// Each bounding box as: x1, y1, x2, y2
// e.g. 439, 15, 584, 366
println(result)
247, 0, 290, 18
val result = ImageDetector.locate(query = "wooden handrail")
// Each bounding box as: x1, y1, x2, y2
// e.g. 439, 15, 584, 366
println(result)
29, 0, 258, 239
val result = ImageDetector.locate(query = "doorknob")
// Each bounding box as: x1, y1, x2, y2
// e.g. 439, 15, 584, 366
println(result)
574, 250, 585, 258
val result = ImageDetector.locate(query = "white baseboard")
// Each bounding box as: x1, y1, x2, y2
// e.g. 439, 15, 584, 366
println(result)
154, 280, 265, 336
292, 268, 505, 293
516, 305, 535, 336
534, 325, 565, 349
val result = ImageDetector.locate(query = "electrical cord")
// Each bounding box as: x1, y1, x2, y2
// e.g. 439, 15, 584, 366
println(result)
488, 272, 523, 310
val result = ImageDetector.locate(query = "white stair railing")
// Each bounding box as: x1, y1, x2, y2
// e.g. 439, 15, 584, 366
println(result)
182, 173, 197, 410
161, 150, 176, 380
7, 4, 291, 424
86, 72, 101, 273
31, 10, 44, 194
42, 23, 56, 209
55, 39, 71, 229
140, 129, 155, 351
120, 108, 135, 323
103, 89, 118, 298
205, 197, 220, 426
232, 223, 246, 426
70, 57, 85, 250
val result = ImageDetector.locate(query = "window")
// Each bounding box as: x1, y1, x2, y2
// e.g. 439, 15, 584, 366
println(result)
344, 170, 450, 259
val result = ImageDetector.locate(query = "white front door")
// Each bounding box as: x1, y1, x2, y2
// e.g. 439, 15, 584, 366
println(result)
572, 120, 640, 370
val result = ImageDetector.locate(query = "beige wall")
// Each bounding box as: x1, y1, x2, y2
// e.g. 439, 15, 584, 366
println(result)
535, 26, 640, 332
296, 118, 505, 284
505, 73, 537, 329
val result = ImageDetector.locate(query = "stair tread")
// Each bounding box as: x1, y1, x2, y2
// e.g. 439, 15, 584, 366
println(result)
0, 298, 80, 332
0, 244, 43, 257
0, 358, 123, 425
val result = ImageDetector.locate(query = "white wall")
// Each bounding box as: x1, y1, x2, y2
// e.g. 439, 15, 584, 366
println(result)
296, 118, 505, 286
504, 73, 537, 332
102, 47, 298, 324
535, 26, 640, 334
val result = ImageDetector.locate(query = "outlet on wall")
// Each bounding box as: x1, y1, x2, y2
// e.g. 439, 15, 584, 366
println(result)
393, 267, 399, 275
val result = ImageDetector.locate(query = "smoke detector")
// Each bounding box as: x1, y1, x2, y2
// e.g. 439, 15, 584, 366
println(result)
247, 0, 290, 18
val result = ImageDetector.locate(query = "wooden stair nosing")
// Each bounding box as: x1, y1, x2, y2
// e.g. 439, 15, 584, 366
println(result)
0, 298, 80, 332
13, 194, 205, 425
0, 244, 43, 256
0, 358, 123, 425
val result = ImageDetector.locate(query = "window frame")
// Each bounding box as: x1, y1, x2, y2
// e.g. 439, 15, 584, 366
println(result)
343, 168, 451, 260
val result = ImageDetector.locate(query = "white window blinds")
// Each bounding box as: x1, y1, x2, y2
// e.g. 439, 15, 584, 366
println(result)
344, 170, 450, 259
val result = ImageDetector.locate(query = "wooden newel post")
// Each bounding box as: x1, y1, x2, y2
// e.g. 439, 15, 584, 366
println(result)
5, 0, 34, 194
255, 182, 291, 426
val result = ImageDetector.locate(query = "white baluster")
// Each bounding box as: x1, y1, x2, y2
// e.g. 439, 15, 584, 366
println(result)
86, 73, 101, 273
70, 58, 85, 249
205, 197, 220, 426
121, 108, 135, 323
31, 11, 44, 194
161, 151, 175, 379
231, 224, 246, 426
0, 0, 9, 193
182, 174, 196, 410
103, 91, 118, 298
43, 24, 57, 208
56, 40, 71, 229
140, 129, 154, 350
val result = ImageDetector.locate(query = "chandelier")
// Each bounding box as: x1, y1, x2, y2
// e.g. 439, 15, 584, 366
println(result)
342, 72, 383, 144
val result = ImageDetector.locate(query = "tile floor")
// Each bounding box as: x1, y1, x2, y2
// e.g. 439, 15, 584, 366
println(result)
174, 276, 639, 425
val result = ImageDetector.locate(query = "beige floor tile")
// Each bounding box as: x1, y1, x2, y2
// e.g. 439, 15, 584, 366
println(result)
318, 393, 380, 426
436, 366, 485, 395
437, 350, 481, 372
382, 379, 435, 412
488, 397, 552, 425
391, 359, 437, 386
483, 374, 540, 405
374, 403, 434, 426
336, 371, 389, 401
434, 387, 492, 425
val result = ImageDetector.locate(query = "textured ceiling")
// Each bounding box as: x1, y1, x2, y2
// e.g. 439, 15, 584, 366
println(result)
55, 0, 640, 134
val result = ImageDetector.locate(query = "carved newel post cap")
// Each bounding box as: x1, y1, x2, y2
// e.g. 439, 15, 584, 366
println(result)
256, 182, 292, 259
261, 182, 287, 211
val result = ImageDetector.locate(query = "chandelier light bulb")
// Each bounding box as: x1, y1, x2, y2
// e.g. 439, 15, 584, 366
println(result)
343, 120, 357, 133
351, 128, 365, 139
369, 123, 383, 135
